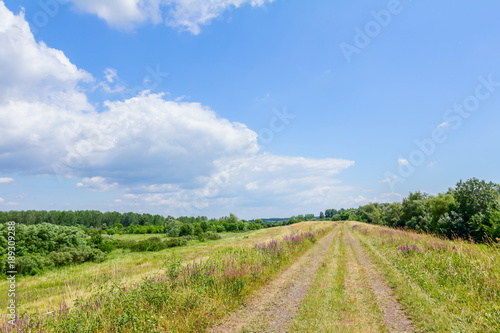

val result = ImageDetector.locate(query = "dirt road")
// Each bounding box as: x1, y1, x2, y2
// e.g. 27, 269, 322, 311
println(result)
210, 225, 340, 333
209, 223, 414, 333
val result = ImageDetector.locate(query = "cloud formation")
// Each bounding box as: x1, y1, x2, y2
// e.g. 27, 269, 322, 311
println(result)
66, 0, 275, 33
0, 3, 356, 216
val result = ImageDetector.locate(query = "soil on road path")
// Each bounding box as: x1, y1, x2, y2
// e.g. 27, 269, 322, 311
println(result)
346, 226, 414, 333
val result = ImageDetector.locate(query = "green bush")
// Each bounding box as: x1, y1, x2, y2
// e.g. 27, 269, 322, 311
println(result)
98, 239, 117, 253
125, 237, 188, 252
57, 246, 105, 264
165, 238, 188, 248
130, 237, 165, 252
116, 239, 136, 249
47, 251, 73, 266
203, 231, 221, 240
16, 255, 54, 276
0, 223, 87, 256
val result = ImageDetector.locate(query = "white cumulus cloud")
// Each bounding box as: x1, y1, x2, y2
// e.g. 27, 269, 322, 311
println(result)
0, 3, 357, 217
65, 0, 275, 33
0, 177, 14, 184
76, 177, 119, 192
0, 2, 92, 106
379, 175, 396, 183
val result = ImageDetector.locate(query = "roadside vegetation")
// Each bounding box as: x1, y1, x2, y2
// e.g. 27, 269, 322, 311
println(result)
1, 224, 333, 332
350, 221, 500, 332
322, 178, 500, 243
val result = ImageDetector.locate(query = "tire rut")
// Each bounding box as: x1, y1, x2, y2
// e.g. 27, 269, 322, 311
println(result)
346, 227, 414, 333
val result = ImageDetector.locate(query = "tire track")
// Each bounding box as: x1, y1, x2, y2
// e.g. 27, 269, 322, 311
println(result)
346, 226, 414, 333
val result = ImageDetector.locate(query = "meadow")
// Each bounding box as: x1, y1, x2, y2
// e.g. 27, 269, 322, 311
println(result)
2, 220, 500, 332
348, 222, 500, 332
0, 221, 331, 332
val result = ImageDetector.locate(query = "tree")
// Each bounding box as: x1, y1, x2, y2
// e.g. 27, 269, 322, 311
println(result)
358, 203, 383, 224
401, 192, 431, 230
179, 223, 194, 237
383, 203, 403, 227
453, 178, 500, 240
319, 211, 325, 219
427, 193, 456, 232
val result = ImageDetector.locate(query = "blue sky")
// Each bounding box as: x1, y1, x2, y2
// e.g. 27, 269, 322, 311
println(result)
0, 0, 499, 219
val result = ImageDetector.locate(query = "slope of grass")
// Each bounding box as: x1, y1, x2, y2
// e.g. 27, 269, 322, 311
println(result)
2, 225, 334, 332
349, 221, 500, 332
0, 222, 328, 316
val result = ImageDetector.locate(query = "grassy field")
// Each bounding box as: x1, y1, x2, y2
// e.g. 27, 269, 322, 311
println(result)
348, 221, 500, 332
0, 221, 329, 316
3, 221, 500, 332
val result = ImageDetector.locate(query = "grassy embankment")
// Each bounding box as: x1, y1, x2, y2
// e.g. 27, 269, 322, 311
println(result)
293, 222, 500, 332
349, 221, 500, 332
1, 221, 333, 332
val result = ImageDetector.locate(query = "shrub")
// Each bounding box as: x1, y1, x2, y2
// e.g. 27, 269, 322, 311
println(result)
116, 239, 136, 249
165, 238, 188, 248
204, 231, 221, 240
16, 255, 54, 276
47, 251, 73, 266
98, 238, 117, 253
125, 237, 188, 252
130, 237, 165, 252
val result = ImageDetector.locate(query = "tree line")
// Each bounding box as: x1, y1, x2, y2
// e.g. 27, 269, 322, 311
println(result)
320, 178, 500, 242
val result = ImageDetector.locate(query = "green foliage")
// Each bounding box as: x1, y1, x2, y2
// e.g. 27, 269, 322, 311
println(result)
14, 255, 54, 276
165, 219, 183, 237
304, 213, 316, 221
126, 236, 188, 252
4, 246, 105, 276
0, 223, 87, 257
179, 223, 194, 236
383, 202, 403, 227
401, 192, 431, 230
334, 178, 500, 242
454, 178, 499, 222
0, 223, 105, 276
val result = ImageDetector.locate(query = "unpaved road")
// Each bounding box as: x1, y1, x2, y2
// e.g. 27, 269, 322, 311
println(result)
209, 223, 414, 333
210, 226, 340, 333
346, 226, 414, 332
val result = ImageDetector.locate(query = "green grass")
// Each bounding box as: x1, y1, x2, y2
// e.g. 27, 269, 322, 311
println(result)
2, 224, 334, 332
291, 225, 346, 332
0, 222, 330, 317
291, 224, 386, 332
350, 221, 500, 333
